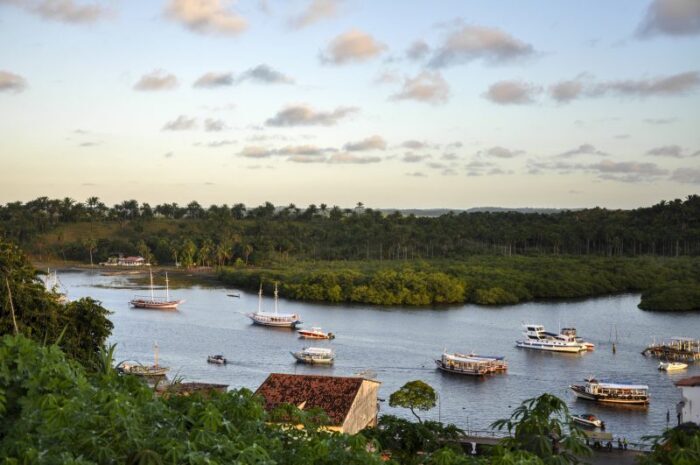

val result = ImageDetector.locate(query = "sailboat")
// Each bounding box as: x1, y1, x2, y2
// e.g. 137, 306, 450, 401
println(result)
129, 270, 184, 310
119, 341, 170, 376
44, 268, 69, 304
247, 282, 301, 328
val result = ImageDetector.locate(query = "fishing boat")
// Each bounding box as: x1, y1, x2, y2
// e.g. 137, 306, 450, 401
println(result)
570, 377, 649, 405
119, 342, 170, 377
658, 361, 688, 371
572, 413, 605, 429
298, 327, 335, 339
247, 283, 301, 328
459, 352, 509, 372
435, 352, 507, 376
129, 270, 184, 310
291, 347, 335, 365
207, 354, 228, 365
561, 327, 595, 351
516, 324, 587, 353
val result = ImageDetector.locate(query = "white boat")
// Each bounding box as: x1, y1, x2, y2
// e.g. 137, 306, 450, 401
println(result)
298, 327, 335, 339
291, 347, 334, 365
207, 354, 228, 365
658, 361, 688, 371
247, 283, 301, 328
119, 342, 169, 377
570, 377, 649, 405
516, 324, 587, 353
561, 327, 595, 350
572, 413, 605, 429
435, 352, 507, 376
44, 268, 69, 304
130, 270, 184, 310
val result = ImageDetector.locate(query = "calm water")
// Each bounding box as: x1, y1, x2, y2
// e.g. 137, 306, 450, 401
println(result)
61, 270, 700, 441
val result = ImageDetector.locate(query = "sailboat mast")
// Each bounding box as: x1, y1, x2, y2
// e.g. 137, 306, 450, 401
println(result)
149, 269, 154, 301
154, 341, 159, 367
274, 283, 279, 315
165, 272, 170, 301
258, 283, 263, 313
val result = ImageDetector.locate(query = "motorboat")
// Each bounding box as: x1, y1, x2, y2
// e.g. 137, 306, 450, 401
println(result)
130, 270, 184, 310
435, 352, 507, 376
298, 327, 335, 339
561, 327, 595, 350
207, 354, 228, 365
572, 413, 605, 429
291, 347, 335, 365
570, 377, 649, 405
247, 283, 301, 328
516, 324, 587, 353
658, 361, 688, 371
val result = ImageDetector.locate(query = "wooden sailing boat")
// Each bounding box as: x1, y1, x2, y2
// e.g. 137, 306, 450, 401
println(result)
119, 341, 170, 377
130, 269, 184, 310
247, 282, 301, 328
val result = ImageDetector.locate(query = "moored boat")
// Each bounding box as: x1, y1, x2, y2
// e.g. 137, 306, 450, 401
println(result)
561, 327, 595, 351
247, 283, 301, 328
573, 413, 605, 429
298, 327, 335, 339
207, 354, 228, 365
291, 347, 335, 365
516, 324, 587, 353
130, 270, 184, 310
570, 377, 649, 405
118, 342, 169, 377
435, 352, 507, 376
658, 361, 688, 371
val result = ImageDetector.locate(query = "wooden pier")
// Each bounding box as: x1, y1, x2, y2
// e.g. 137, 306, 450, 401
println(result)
642, 337, 700, 362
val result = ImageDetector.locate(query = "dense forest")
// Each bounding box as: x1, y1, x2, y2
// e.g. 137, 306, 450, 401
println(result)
1, 195, 699, 266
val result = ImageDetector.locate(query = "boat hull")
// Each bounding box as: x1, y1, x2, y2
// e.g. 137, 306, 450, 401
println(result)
435, 359, 488, 376
570, 385, 649, 405
297, 330, 334, 339
573, 417, 604, 428
130, 299, 183, 310
659, 362, 688, 371
516, 340, 585, 353
248, 314, 301, 328
291, 352, 334, 365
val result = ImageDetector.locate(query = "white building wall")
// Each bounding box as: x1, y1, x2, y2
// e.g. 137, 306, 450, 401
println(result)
680, 386, 700, 424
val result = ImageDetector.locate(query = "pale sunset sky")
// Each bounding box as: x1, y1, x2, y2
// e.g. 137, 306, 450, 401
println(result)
1, 0, 699, 209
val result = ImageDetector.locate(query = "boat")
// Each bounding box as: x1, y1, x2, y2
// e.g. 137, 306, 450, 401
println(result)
44, 268, 69, 304
570, 377, 649, 405
643, 337, 700, 362
298, 327, 335, 339
459, 353, 509, 372
247, 283, 301, 328
561, 327, 595, 351
516, 324, 587, 353
227, 292, 240, 298
572, 413, 605, 429
129, 270, 184, 310
207, 354, 228, 365
291, 347, 335, 365
118, 342, 170, 377
658, 361, 688, 371
435, 352, 507, 376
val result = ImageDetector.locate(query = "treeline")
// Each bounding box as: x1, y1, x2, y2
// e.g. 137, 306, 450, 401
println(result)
1, 195, 700, 266
219, 256, 700, 309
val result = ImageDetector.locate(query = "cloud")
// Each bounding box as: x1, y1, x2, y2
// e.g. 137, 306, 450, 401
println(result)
557, 143, 608, 158
406, 171, 427, 177
162, 115, 197, 131
239, 145, 275, 158
590, 71, 700, 97
265, 104, 358, 126
290, 0, 339, 29
483, 146, 524, 158
429, 23, 534, 68
327, 152, 381, 164
373, 70, 400, 85
238, 64, 294, 84
278, 144, 327, 156
402, 152, 431, 163
164, 152, 174, 158
133, 70, 178, 91
646, 145, 699, 158
644, 117, 677, 124
288, 155, 327, 163
549, 78, 585, 103
165, 0, 247, 36
320, 29, 386, 64
638, 0, 700, 37
1, 0, 109, 24
0, 70, 27, 93
671, 167, 700, 184
401, 140, 428, 150
406, 40, 430, 60
79, 141, 100, 147
390, 71, 449, 104
194, 72, 234, 88
204, 118, 226, 132
203, 139, 236, 147
484, 80, 540, 105
344, 135, 386, 151
590, 159, 668, 182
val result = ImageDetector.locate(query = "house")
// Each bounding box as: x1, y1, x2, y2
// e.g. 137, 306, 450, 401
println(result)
675, 376, 700, 425
100, 255, 148, 267
255, 373, 381, 435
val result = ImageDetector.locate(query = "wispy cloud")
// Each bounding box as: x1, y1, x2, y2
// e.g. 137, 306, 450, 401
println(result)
482, 146, 524, 158
671, 167, 700, 184
637, 0, 700, 37
162, 115, 197, 131
589, 71, 700, 97
265, 104, 358, 126
238, 64, 294, 84
278, 144, 328, 156
549, 76, 587, 103
320, 29, 386, 64
484, 80, 540, 105
204, 118, 226, 132
406, 171, 427, 177
328, 152, 381, 164
429, 22, 535, 68
289, 0, 340, 29
402, 152, 431, 163
193, 72, 234, 88
165, 0, 247, 36
239, 145, 275, 158
0, 70, 27, 93
344, 135, 386, 151
646, 145, 699, 158
1, 0, 110, 24
390, 71, 449, 104
406, 40, 430, 61
133, 70, 178, 91
557, 143, 608, 158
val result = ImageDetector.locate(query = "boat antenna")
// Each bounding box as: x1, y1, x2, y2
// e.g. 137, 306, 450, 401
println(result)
165, 272, 170, 301
258, 282, 263, 313
149, 268, 154, 301
274, 282, 279, 315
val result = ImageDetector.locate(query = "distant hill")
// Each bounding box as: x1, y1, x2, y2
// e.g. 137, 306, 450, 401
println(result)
381, 207, 580, 217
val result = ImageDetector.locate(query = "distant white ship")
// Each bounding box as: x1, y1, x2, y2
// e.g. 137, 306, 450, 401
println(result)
516, 324, 586, 353
247, 283, 301, 328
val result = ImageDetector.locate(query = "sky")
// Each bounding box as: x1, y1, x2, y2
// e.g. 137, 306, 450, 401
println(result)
1, 0, 699, 209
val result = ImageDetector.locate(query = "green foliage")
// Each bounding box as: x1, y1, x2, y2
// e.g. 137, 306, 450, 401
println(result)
0, 238, 113, 368
639, 281, 700, 311
640, 423, 700, 465
0, 334, 384, 465
491, 393, 591, 465
389, 380, 437, 423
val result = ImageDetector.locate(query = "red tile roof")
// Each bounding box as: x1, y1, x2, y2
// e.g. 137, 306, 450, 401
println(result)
676, 376, 700, 387
255, 373, 365, 425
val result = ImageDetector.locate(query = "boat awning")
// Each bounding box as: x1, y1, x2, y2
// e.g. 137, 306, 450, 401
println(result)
443, 353, 488, 363
596, 382, 648, 390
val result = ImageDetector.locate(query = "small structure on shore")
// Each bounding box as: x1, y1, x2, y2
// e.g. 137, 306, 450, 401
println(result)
675, 376, 700, 425
101, 254, 148, 267
642, 337, 700, 363
255, 373, 380, 434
